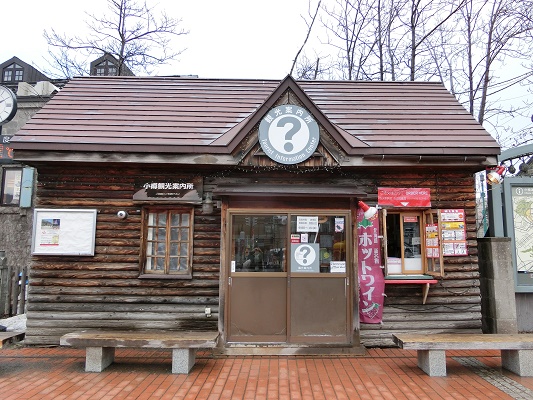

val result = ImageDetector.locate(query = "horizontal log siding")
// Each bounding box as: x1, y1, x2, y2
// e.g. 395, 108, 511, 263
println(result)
25, 166, 220, 345
25, 165, 481, 346
359, 170, 482, 347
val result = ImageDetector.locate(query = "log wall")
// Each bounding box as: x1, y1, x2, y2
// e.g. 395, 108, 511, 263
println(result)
25, 164, 482, 346
25, 165, 220, 345
359, 170, 482, 347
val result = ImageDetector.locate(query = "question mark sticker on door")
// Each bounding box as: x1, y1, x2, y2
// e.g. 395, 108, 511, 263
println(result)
292, 243, 319, 272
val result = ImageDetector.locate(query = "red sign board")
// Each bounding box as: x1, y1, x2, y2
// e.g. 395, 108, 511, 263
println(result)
378, 187, 431, 207
0, 135, 14, 164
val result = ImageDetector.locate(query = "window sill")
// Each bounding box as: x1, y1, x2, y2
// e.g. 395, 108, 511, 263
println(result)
138, 273, 192, 280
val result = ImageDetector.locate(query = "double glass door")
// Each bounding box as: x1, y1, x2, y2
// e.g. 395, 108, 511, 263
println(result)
227, 211, 351, 344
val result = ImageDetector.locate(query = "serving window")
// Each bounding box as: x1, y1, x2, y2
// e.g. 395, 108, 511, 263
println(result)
381, 209, 444, 276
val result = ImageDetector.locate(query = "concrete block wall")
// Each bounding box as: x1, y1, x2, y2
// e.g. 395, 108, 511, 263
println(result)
478, 237, 518, 333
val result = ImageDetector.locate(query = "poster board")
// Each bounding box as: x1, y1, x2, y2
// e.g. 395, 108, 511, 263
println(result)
32, 209, 97, 256
438, 209, 468, 256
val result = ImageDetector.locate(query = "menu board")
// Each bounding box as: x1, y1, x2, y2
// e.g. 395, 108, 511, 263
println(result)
425, 224, 440, 258
438, 209, 468, 256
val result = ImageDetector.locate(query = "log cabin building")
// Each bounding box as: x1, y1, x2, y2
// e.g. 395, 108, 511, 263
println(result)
11, 75, 500, 350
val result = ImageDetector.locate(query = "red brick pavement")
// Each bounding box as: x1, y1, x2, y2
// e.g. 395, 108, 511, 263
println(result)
1, 346, 532, 399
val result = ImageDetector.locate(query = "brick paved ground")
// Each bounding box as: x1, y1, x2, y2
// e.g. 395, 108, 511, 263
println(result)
2, 346, 533, 399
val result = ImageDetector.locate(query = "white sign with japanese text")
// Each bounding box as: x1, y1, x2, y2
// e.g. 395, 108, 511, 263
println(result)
297, 216, 319, 232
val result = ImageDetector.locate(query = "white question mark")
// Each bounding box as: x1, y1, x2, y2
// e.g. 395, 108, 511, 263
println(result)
277, 116, 302, 152
300, 246, 311, 264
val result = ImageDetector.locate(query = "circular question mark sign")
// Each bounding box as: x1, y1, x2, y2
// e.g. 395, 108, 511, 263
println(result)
258, 105, 320, 165
295, 244, 316, 266
268, 114, 308, 155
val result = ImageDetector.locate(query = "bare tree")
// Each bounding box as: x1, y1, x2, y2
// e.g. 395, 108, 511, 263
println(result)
319, 0, 377, 80
373, 0, 405, 80
399, 0, 467, 81
474, 0, 533, 125
292, 0, 533, 148
44, 0, 188, 77
291, 1, 322, 77
443, 0, 533, 147
295, 0, 465, 81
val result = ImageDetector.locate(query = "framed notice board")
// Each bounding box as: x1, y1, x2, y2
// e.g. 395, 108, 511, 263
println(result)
32, 209, 97, 256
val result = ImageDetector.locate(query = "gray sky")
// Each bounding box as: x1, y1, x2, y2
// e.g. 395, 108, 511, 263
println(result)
2, 0, 530, 145
2, 0, 312, 79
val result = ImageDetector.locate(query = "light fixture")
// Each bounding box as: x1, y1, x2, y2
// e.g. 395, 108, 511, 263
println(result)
358, 200, 378, 220
486, 165, 506, 185
116, 210, 128, 219
202, 192, 214, 214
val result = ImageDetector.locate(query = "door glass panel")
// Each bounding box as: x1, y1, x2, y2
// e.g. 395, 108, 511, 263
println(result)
403, 215, 423, 272
386, 212, 424, 274
289, 215, 347, 273
231, 214, 287, 272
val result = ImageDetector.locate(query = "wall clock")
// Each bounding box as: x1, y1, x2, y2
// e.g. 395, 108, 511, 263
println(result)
0, 85, 17, 125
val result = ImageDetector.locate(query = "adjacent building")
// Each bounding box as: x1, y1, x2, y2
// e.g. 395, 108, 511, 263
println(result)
0, 54, 126, 317
0, 57, 65, 302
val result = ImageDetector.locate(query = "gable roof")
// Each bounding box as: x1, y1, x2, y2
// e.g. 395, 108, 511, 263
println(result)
0, 56, 51, 84
11, 75, 500, 163
90, 53, 134, 77
214, 75, 368, 154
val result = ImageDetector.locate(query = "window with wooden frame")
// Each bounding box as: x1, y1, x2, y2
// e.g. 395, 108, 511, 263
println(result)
2, 63, 24, 82
93, 60, 117, 76
1, 168, 22, 205
380, 209, 444, 277
140, 208, 194, 278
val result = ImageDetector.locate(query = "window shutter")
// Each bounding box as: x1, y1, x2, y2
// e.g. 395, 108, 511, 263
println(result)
19, 167, 34, 208
424, 209, 444, 277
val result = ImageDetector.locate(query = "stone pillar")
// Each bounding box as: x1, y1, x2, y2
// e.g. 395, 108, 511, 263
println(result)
478, 237, 518, 333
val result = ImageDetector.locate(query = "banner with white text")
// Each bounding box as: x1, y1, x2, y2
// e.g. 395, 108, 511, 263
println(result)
357, 208, 385, 323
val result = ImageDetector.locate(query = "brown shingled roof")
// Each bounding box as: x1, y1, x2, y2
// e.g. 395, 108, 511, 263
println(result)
11, 75, 500, 159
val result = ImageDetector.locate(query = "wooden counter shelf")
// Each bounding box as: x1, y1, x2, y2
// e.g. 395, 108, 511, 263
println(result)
384, 275, 438, 304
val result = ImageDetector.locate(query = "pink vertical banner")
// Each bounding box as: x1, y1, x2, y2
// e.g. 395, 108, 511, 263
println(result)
357, 208, 385, 323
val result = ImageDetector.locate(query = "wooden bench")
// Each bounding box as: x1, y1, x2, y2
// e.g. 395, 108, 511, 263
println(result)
385, 275, 438, 304
0, 331, 25, 348
393, 333, 533, 377
60, 330, 219, 374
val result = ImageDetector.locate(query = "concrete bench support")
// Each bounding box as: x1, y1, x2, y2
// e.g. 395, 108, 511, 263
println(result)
86, 346, 115, 372
417, 350, 446, 377
393, 333, 533, 377
501, 349, 533, 376
61, 331, 219, 374
172, 348, 196, 374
